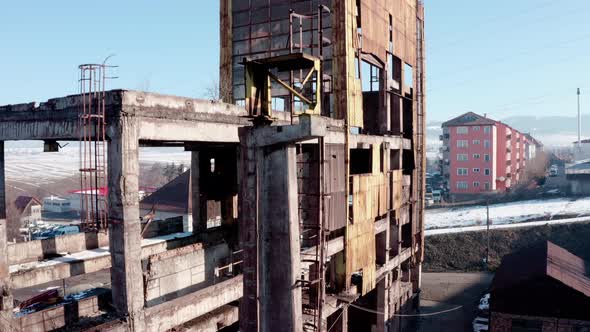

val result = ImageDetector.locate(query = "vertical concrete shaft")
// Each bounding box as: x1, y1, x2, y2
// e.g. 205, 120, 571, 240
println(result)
107, 116, 145, 327
376, 276, 391, 332
0, 141, 7, 283
190, 151, 203, 234
0, 141, 13, 332
259, 145, 302, 332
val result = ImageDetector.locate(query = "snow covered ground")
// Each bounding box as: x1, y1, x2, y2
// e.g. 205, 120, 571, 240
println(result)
4, 142, 191, 186
425, 196, 590, 230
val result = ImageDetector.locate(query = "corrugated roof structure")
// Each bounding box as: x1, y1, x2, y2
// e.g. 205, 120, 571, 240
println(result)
492, 241, 590, 297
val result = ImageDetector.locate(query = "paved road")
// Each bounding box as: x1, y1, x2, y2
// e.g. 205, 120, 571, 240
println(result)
416, 272, 493, 332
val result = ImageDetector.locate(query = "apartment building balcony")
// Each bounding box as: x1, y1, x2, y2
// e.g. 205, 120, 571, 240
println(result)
439, 133, 450, 140
506, 166, 512, 174
506, 147, 512, 153
506, 160, 512, 166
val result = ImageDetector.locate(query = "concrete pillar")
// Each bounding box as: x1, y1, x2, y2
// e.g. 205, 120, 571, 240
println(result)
376, 275, 391, 332
258, 145, 302, 332
0, 141, 13, 331
107, 117, 145, 327
191, 151, 204, 234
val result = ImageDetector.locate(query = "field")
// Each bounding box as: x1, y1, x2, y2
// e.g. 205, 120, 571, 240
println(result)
425, 196, 590, 230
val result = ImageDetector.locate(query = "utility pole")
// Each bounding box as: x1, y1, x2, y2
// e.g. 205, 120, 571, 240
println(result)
486, 201, 490, 270
578, 88, 582, 150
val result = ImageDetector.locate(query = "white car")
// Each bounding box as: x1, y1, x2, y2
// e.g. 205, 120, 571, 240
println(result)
473, 316, 489, 332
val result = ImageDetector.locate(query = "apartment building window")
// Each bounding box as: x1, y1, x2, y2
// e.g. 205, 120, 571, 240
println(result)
473, 181, 480, 188
457, 154, 468, 161
484, 182, 491, 190
456, 126, 469, 134
473, 168, 480, 173
457, 140, 468, 148
473, 126, 480, 131
484, 126, 491, 134
484, 140, 491, 148
457, 168, 468, 176
473, 140, 480, 145
484, 168, 490, 176
473, 154, 480, 159
456, 181, 468, 189
484, 154, 490, 161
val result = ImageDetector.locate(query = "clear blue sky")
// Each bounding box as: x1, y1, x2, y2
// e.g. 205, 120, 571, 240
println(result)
0, 1, 588, 122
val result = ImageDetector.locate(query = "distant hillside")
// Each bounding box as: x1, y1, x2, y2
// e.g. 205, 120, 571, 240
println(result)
426, 115, 589, 148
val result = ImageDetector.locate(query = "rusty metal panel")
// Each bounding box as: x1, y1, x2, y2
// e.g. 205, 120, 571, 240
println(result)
324, 144, 346, 231
360, 0, 389, 62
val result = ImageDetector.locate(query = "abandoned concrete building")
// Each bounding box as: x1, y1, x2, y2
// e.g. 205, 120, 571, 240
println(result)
0, 0, 425, 331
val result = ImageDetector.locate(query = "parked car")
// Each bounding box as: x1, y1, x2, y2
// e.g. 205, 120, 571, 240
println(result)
425, 193, 434, 206
473, 316, 489, 332
432, 190, 442, 203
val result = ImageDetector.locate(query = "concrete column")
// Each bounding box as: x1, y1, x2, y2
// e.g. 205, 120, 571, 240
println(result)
107, 116, 145, 327
259, 145, 302, 332
190, 151, 204, 234
0, 141, 13, 331
376, 276, 391, 332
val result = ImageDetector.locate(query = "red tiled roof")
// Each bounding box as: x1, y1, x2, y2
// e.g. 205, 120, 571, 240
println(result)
442, 112, 497, 127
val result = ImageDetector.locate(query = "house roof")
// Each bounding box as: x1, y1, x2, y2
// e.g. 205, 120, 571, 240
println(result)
139, 171, 190, 215
14, 196, 41, 215
441, 112, 497, 127
491, 241, 590, 297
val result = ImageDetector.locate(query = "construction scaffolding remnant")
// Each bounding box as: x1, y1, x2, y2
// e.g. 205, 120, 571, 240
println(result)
78, 63, 109, 231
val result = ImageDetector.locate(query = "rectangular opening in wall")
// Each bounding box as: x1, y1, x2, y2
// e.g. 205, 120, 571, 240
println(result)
402, 98, 413, 139
350, 148, 372, 175
401, 223, 412, 249
404, 63, 413, 91
375, 231, 387, 265
390, 149, 401, 170
388, 54, 401, 90
390, 215, 400, 257
402, 150, 415, 175
390, 94, 401, 135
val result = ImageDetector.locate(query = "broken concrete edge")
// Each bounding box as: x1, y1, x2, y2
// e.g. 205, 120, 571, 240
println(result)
8, 232, 195, 289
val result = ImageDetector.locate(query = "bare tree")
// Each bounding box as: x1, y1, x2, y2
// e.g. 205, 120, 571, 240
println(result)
203, 77, 233, 102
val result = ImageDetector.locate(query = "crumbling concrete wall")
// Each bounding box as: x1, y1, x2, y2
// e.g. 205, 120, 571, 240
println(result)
8, 232, 109, 265
143, 243, 230, 306
16, 292, 107, 332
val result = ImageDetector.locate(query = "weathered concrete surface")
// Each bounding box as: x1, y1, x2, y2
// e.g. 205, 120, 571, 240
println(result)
16, 291, 107, 332
9, 233, 193, 289
258, 145, 302, 332
8, 232, 109, 265
106, 115, 144, 326
144, 242, 230, 306
143, 275, 242, 332
174, 305, 238, 332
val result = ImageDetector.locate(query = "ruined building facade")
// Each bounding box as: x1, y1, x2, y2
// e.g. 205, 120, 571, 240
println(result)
0, 0, 424, 331
222, 0, 426, 331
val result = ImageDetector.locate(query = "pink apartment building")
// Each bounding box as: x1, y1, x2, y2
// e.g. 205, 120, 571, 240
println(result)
440, 112, 534, 195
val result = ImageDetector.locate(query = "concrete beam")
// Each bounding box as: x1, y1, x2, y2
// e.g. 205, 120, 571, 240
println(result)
173, 305, 238, 332
246, 115, 327, 147
143, 275, 242, 331
9, 233, 194, 289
